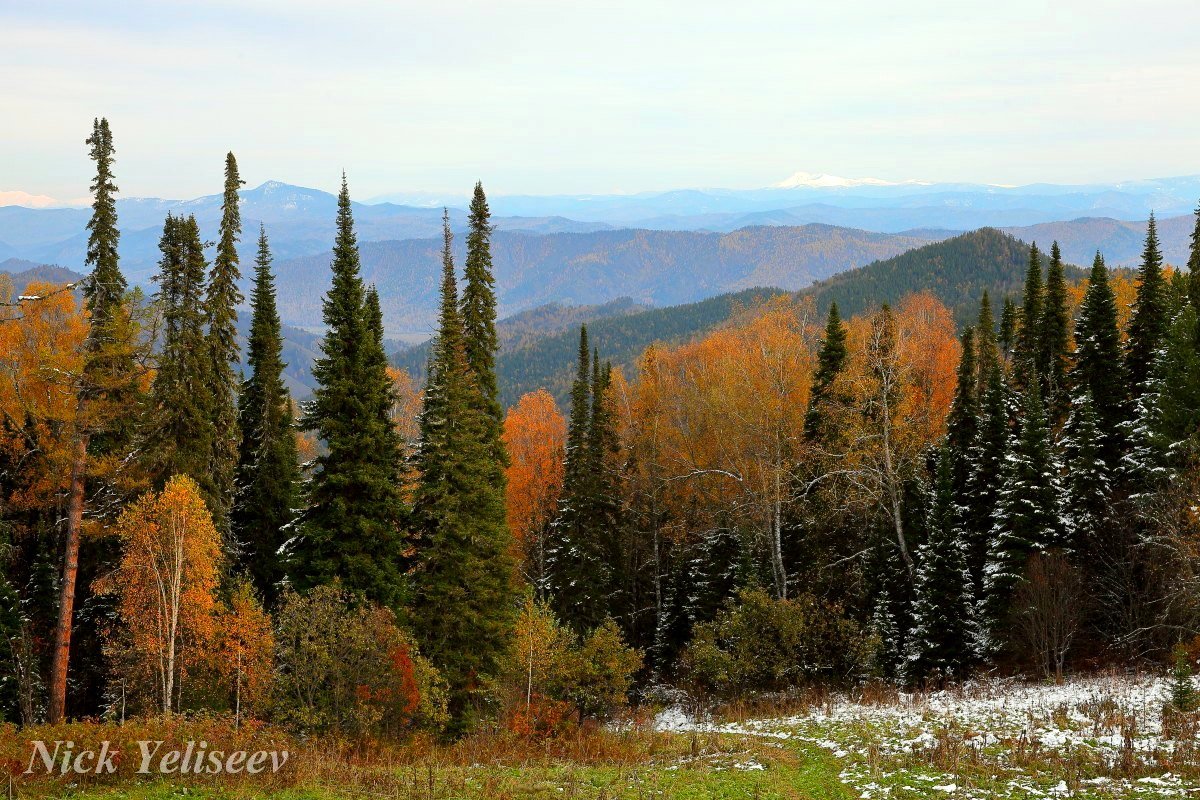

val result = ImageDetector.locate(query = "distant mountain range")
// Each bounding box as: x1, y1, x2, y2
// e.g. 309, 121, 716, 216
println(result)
271, 224, 945, 332
2, 175, 1196, 304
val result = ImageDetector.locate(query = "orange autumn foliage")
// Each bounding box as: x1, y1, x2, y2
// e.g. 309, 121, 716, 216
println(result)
502, 390, 567, 582
96, 475, 224, 714
0, 281, 88, 514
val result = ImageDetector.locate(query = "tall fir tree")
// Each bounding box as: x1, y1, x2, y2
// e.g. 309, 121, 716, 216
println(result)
82, 118, 126, 339
1039, 241, 1071, 416
1126, 213, 1170, 396
964, 366, 1008, 596
1188, 200, 1200, 317
1014, 243, 1044, 383
981, 380, 1064, 653
232, 227, 299, 605
411, 210, 515, 732
999, 296, 1019, 365
945, 327, 978, 501
805, 302, 849, 443
144, 215, 219, 505
975, 292, 1000, 389
461, 182, 504, 433
1150, 304, 1200, 465
1072, 252, 1128, 467
545, 326, 612, 633
204, 152, 245, 535
295, 175, 407, 607
1061, 390, 1110, 560
906, 448, 975, 682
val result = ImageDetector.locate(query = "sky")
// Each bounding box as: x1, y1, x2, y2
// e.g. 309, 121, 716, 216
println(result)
2, 0, 1199, 203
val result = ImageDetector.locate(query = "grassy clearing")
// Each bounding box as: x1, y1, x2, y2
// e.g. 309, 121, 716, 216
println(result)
1, 724, 852, 800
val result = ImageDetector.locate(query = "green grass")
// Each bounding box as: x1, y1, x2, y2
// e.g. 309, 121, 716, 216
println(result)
18, 737, 852, 800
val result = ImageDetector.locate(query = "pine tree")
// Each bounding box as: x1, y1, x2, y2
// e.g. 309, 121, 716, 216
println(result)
1127, 213, 1170, 395
945, 327, 978, 500
981, 381, 1064, 652
204, 152, 245, 536
1072, 252, 1128, 467
805, 302, 849, 443
1014, 244, 1044, 383
1039, 241, 1071, 415
411, 210, 515, 732
545, 326, 612, 633
145, 215, 219, 505
295, 175, 407, 607
907, 449, 974, 682
233, 227, 299, 605
1061, 390, 1110, 560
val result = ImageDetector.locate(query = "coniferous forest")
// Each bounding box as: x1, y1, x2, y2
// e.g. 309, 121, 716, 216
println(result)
7, 119, 1200, 796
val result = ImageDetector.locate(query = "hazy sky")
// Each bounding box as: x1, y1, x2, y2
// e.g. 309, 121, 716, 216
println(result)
3, 0, 1199, 202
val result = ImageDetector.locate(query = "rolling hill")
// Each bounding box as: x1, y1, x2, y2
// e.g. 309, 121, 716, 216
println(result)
274, 224, 945, 331
478, 228, 1082, 406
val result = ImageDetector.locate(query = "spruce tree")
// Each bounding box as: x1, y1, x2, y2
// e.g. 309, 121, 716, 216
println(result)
981, 381, 1064, 652
965, 351, 1009, 597
999, 296, 1019, 365
1039, 241, 1071, 415
233, 227, 299, 605
907, 449, 974, 682
1126, 213, 1170, 395
946, 327, 978, 500
1014, 244, 1044, 383
461, 182, 503, 431
545, 326, 612, 633
204, 152, 245, 535
145, 215, 219, 505
805, 302, 849, 443
295, 176, 406, 607
1150, 304, 1200, 464
82, 118, 126, 336
975, 292, 1000, 389
1072, 252, 1128, 467
1061, 390, 1110, 560
1188, 200, 1200, 317
411, 211, 515, 732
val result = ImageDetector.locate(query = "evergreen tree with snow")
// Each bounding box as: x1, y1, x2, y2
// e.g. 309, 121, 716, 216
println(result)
1061, 390, 1111, 560
1072, 252, 1128, 468
975, 292, 1000, 389
981, 380, 1064, 652
294, 176, 407, 607
1126, 213, 1170, 397
945, 326, 978, 500
907, 448, 974, 682
964, 364, 1008, 597
205, 152, 245, 535
233, 227, 299, 605
545, 326, 612, 634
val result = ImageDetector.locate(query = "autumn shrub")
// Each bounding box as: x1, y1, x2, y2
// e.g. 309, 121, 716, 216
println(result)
501, 598, 642, 734
681, 586, 871, 698
271, 584, 447, 737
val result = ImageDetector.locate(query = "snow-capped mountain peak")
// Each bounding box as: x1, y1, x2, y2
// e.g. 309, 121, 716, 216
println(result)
771, 171, 929, 189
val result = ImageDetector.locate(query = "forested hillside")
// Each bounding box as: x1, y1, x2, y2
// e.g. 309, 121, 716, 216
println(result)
395, 287, 782, 406
274, 225, 941, 330
481, 228, 1079, 404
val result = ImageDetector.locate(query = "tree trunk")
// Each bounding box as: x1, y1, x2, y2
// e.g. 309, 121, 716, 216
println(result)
48, 432, 88, 723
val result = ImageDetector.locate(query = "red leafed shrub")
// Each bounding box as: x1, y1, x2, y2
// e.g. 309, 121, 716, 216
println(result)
505, 694, 574, 739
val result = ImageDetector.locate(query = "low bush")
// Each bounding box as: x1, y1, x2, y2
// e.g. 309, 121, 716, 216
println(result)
681, 586, 872, 698
501, 598, 642, 734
